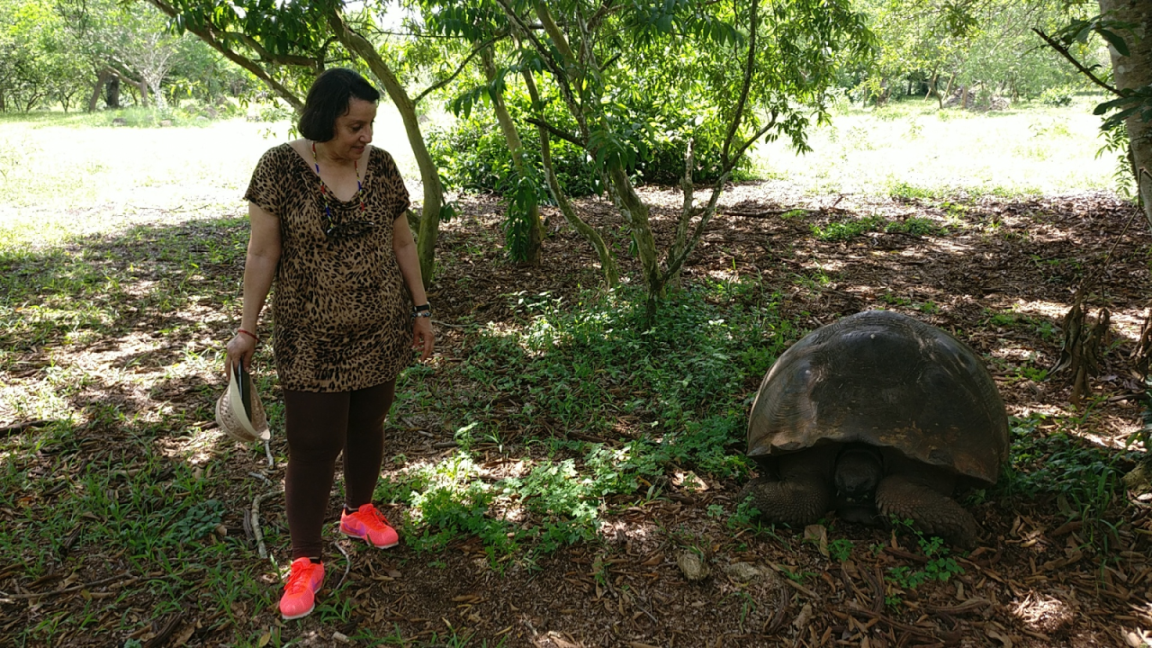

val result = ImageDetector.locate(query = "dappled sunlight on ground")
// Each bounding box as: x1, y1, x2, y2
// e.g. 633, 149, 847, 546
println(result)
1010, 590, 1075, 635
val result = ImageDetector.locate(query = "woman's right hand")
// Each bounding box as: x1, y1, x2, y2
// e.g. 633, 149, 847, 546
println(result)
225, 333, 257, 375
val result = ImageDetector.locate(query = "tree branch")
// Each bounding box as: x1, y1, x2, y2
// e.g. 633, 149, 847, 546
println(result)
524, 117, 584, 147
494, 0, 588, 140
233, 32, 318, 69
414, 35, 502, 105
726, 114, 777, 175
1032, 28, 1121, 97
721, 0, 759, 163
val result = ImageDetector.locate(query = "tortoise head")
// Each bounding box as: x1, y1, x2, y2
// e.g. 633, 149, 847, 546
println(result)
834, 446, 883, 503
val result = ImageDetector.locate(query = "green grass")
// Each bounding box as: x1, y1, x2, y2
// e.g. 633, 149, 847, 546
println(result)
377, 282, 796, 563
809, 213, 947, 242
998, 413, 1141, 551
752, 96, 1117, 196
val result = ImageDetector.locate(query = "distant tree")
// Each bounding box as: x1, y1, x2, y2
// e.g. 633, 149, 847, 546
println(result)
165, 36, 256, 109
0, 0, 88, 112
860, 0, 1092, 107
50, 0, 188, 110
449, 0, 872, 307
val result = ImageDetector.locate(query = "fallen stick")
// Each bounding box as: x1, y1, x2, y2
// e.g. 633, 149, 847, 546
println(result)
252, 488, 281, 560
0, 420, 51, 435
0, 572, 136, 601
142, 612, 184, 648
334, 541, 352, 590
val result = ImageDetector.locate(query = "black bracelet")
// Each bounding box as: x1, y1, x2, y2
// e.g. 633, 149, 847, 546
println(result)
413, 303, 431, 318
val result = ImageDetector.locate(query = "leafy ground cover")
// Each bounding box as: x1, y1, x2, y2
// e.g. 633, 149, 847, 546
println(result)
1, 108, 1151, 647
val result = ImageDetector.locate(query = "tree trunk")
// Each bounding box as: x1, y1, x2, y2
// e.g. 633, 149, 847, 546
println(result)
607, 163, 661, 297
327, 8, 444, 290
106, 76, 120, 109
1099, 0, 1152, 229
522, 68, 618, 286
89, 69, 113, 112
481, 47, 542, 265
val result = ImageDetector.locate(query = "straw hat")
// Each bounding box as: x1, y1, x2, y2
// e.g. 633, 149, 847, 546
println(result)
215, 364, 270, 443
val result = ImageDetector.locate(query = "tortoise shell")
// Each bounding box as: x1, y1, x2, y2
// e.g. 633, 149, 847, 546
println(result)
747, 310, 1009, 485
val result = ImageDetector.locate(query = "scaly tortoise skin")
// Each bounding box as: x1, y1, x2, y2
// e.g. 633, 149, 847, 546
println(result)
742, 310, 1009, 547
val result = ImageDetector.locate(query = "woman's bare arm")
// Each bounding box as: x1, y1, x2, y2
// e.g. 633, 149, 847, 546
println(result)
226, 203, 281, 372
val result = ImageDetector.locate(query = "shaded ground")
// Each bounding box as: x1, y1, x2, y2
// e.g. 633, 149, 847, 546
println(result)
2, 182, 1151, 647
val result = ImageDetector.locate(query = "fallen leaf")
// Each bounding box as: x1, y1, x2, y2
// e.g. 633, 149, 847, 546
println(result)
804, 524, 829, 558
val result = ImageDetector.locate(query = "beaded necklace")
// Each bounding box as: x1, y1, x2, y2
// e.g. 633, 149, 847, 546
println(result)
311, 141, 367, 235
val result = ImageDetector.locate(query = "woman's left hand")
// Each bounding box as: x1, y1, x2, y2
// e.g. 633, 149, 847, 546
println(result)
412, 316, 434, 361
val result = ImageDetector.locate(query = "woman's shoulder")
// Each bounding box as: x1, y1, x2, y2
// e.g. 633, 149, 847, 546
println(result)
267, 141, 303, 161
255, 142, 294, 166
253, 142, 307, 176
369, 146, 400, 175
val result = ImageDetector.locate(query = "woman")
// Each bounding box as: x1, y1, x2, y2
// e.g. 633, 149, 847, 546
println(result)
225, 68, 434, 621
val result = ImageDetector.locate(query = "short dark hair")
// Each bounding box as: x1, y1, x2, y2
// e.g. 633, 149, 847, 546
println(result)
298, 68, 381, 142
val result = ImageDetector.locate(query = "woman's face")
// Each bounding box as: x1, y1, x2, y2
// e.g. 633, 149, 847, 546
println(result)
328, 97, 377, 161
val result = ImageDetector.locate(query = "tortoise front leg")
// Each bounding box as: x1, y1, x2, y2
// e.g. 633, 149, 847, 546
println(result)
740, 473, 833, 527
875, 474, 979, 549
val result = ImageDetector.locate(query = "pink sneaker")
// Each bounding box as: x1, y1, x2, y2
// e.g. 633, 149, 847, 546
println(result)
279, 558, 324, 620
339, 503, 399, 548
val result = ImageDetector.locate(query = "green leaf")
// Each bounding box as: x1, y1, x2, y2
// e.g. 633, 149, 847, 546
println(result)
1097, 29, 1130, 57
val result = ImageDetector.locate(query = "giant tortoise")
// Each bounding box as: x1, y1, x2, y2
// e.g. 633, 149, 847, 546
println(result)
742, 310, 1009, 547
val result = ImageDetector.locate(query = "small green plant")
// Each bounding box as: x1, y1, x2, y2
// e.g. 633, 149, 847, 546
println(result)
1017, 365, 1048, 382
828, 538, 855, 562
888, 181, 940, 201
885, 217, 944, 237
811, 215, 887, 242
941, 200, 969, 223
914, 300, 940, 314
779, 566, 816, 584
167, 499, 225, 544
885, 520, 964, 590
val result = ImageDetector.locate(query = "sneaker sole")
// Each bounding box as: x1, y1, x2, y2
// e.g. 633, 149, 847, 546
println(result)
281, 603, 315, 621
339, 527, 399, 549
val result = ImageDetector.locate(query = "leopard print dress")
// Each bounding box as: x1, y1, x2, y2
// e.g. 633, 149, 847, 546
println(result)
244, 143, 412, 392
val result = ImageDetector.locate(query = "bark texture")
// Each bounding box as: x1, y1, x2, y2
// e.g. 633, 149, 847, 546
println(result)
327, 9, 445, 290
1100, 0, 1152, 228
481, 47, 542, 265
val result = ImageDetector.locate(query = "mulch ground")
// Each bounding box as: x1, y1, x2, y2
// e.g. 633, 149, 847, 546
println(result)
3, 181, 1152, 648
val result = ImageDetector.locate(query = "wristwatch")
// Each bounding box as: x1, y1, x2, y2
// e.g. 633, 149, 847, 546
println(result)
413, 303, 431, 318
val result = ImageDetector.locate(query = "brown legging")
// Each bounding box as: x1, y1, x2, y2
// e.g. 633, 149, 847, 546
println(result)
283, 380, 396, 560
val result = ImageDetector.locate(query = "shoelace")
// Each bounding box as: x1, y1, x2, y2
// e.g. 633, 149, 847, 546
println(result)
363, 506, 390, 525
284, 565, 316, 594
